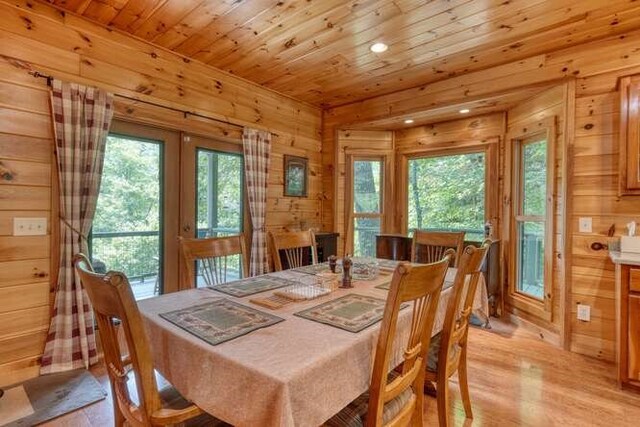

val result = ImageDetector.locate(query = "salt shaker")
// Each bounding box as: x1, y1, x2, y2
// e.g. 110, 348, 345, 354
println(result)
328, 255, 337, 273
341, 255, 353, 288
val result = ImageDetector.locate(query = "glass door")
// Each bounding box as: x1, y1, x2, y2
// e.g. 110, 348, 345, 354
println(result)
90, 120, 180, 297
181, 135, 246, 288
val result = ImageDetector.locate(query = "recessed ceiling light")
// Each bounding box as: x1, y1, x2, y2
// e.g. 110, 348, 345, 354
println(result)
404, 119, 414, 124
370, 42, 388, 53
459, 108, 470, 114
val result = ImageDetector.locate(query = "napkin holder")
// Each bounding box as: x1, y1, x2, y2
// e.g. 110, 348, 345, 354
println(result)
621, 236, 640, 254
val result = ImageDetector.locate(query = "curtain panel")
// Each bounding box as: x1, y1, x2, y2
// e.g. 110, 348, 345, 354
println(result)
242, 128, 272, 276
41, 80, 114, 374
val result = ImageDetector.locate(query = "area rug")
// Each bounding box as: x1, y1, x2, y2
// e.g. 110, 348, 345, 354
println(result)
0, 369, 106, 426
209, 275, 293, 297
295, 294, 393, 333
160, 298, 284, 346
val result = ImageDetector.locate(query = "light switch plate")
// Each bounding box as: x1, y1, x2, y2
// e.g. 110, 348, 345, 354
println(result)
578, 217, 592, 233
13, 218, 47, 236
577, 304, 591, 321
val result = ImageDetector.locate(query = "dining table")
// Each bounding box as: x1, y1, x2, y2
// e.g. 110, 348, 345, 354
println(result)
138, 261, 489, 427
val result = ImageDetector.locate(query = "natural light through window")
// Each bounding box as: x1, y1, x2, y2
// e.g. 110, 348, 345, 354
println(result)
515, 138, 547, 300
407, 152, 486, 241
90, 134, 162, 300
352, 159, 383, 258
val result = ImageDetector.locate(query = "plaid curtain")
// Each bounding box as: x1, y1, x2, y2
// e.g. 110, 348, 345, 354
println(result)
243, 128, 272, 276
40, 80, 114, 374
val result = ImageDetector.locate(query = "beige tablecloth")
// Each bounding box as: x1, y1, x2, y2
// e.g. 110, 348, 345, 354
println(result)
138, 267, 488, 427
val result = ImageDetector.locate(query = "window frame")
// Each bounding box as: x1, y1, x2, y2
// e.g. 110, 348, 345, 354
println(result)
397, 142, 499, 239
344, 153, 391, 256
402, 146, 491, 241
508, 122, 555, 320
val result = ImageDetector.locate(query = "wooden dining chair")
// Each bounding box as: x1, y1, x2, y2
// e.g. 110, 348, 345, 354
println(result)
327, 253, 452, 427
179, 234, 249, 289
74, 254, 226, 427
411, 230, 465, 267
268, 229, 318, 271
424, 240, 491, 427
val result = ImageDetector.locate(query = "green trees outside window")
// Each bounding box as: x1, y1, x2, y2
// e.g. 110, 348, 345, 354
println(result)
407, 152, 486, 241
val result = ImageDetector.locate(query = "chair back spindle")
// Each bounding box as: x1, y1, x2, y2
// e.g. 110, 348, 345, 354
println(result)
411, 230, 465, 267
268, 229, 318, 271
180, 234, 249, 288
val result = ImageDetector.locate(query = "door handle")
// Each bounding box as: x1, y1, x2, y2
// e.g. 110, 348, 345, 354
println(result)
183, 224, 191, 232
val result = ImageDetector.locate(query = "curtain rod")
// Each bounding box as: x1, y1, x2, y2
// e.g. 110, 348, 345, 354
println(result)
29, 70, 278, 136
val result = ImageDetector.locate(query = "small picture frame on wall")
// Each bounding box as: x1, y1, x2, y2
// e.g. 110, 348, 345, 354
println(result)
284, 155, 308, 197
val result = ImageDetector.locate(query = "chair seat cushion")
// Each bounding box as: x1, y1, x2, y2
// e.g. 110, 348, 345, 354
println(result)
325, 370, 414, 427
427, 331, 442, 372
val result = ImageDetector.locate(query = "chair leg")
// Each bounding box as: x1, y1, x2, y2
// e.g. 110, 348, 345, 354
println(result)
459, 348, 473, 419
113, 402, 126, 427
436, 378, 449, 427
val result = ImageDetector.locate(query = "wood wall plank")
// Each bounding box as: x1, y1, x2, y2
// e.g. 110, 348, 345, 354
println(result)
0, 236, 50, 262
0, 258, 50, 288
0, 282, 50, 314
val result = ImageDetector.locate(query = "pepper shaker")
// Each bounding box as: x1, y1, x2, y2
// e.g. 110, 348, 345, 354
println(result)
341, 255, 353, 288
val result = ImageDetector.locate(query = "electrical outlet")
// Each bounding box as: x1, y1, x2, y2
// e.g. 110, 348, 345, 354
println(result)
577, 304, 591, 321
579, 217, 592, 233
13, 218, 47, 236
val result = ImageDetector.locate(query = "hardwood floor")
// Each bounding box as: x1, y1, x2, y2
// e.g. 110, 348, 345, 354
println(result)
42, 319, 640, 426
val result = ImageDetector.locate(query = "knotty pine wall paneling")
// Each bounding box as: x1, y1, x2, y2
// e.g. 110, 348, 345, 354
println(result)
0, 0, 322, 384
569, 68, 640, 362
0, 74, 52, 386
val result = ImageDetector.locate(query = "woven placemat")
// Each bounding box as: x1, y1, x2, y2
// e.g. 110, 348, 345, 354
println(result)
160, 299, 284, 346
209, 275, 293, 297
294, 294, 389, 333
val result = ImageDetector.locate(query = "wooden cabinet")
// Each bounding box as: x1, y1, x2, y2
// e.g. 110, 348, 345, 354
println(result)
619, 76, 640, 195
315, 232, 339, 262
629, 294, 640, 381
616, 263, 640, 391
375, 234, 411, 261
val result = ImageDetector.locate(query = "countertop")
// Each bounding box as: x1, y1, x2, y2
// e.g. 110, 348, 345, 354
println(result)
609, 250, 640, 266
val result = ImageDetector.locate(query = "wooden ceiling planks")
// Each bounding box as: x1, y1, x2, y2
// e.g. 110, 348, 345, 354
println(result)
349, 87, 550, 130
41, 0, 640, 107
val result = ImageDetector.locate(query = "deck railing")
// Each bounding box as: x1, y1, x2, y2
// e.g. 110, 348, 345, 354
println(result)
90, 227, 241, 281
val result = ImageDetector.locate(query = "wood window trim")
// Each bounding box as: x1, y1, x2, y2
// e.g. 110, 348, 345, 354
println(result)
396, 141, 499, 238
344, 152, 392, 255
507, 118, 556, 321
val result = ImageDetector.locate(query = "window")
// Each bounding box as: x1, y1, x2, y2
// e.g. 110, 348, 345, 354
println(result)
90, 133, 163, 300
407, 152, 486, 241
350, 158, 383, 257
514, 136, 549, 300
